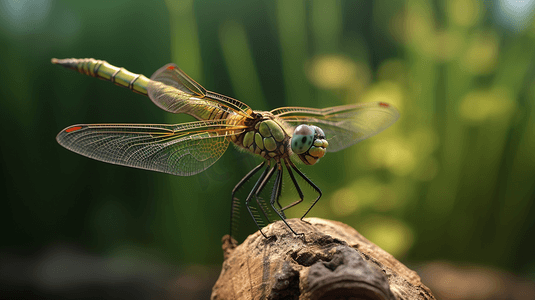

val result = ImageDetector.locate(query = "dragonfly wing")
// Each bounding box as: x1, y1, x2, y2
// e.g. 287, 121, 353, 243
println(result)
57, 120, 243, 176
147, 64, 252, 119
272, 102, 399, 152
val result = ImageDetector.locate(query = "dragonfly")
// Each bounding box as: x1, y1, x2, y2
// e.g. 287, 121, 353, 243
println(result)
53, 58, 400, 239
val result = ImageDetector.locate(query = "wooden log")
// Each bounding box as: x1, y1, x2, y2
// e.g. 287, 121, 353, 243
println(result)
212, 218, 435, 300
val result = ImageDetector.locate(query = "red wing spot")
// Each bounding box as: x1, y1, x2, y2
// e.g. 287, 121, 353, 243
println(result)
66, 126, 82, 133
379, 102, 390, 107
167, 65, 176, 70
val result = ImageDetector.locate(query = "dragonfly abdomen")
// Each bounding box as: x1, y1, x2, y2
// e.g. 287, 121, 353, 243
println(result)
51, 58, 149, 95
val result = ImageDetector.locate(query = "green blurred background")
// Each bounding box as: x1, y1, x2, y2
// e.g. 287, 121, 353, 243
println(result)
1, 0, 535, 296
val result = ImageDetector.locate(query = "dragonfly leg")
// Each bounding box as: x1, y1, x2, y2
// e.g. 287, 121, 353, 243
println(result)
288, 160, 322, 220
251, 164, 277, 223
245, 162, 275, 238
255, 161, 286, 219
255, 162, 299, 235
275, 162, 286, 218
254, 161, 285, 220
274, 168, 285, 213
268, 164, 300, 236
280, 158, 305, 212
230, 160, 266, 239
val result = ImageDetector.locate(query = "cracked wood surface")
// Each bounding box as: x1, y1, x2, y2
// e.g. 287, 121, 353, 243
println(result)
211, 218, 435, 300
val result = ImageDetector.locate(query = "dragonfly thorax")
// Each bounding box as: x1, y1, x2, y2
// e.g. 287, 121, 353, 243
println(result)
230, 114, 291, 161
291, 124, 329, 165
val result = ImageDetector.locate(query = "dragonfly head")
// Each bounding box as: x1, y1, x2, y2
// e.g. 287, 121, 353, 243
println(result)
291, 124, 329, 165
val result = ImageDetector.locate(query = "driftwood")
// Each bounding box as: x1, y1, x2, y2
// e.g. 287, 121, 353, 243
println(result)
212, 218, 435, 300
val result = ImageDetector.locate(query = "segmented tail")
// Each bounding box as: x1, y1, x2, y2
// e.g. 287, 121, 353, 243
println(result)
51, 58, 149, 95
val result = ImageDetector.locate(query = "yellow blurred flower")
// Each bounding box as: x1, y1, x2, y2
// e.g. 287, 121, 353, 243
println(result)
434, 30, 463, 61
462, 31, 499, 74
358, 215, 415, 259
330, 176, 384, 217
447, 0, 482, 27
458, 86, 516, 123
307, 55, 362, 89
330, 187, 359, 217
369, 137, 416, 176
404, 3, 434, 44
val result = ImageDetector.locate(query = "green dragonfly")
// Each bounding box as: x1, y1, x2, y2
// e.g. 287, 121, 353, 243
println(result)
53, 58, 400, 239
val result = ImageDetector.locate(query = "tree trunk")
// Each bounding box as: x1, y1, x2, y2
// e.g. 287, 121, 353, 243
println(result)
211, 218, 435, 300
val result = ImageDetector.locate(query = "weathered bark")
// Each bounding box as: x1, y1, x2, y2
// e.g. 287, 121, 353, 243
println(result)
212, 218, 435, 300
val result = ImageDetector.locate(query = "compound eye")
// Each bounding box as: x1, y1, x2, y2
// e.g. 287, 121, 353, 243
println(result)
293, 124, 313, 136
313, 126, 325, 139
291, 125, 315, 154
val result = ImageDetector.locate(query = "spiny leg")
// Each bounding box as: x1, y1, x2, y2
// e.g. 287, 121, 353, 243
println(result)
255, 160, 286, 219
274, 166, 285, 213
269, 162, 284, 218
245, 163, 275, 238
275, 161, 285, 218
268, 163, 300, 236
251, 164, 277, 223
251, 164, 276, 223
288, 160, 322, 220
229, 160, 266, 239
280, 158, 305, 212
251, 163, 274, 222
254, 161, 284, 219
255, 162, 299, 235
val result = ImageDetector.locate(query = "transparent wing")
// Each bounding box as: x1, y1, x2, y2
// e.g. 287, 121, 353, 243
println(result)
147, 64, 253, 120
57, 120, 246, 176
272, 102, 400, 152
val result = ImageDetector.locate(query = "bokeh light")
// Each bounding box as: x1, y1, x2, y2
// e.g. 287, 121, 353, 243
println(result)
358, 215, 415, 259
